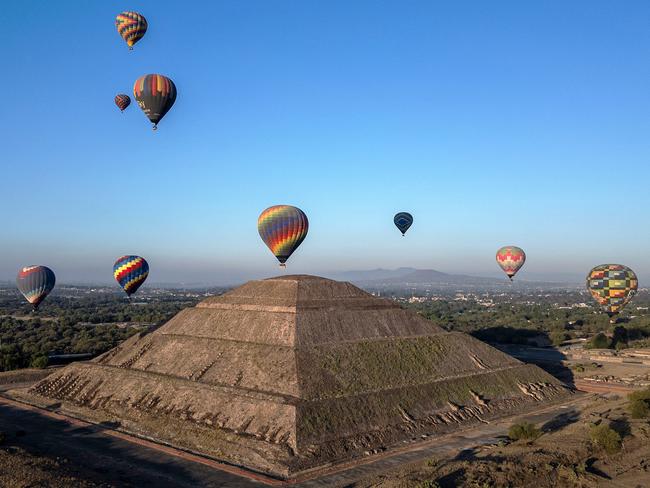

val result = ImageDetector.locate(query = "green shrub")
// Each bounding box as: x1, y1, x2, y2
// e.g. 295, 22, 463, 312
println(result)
416, 481, 440, 488
590, 423, 621, 454
425, 457, 438, 467
29, 355, 48, 369
508, 422, 541, 441
550, 330, 569, 346
628, 387, 650, 419
588, 333, 611, 349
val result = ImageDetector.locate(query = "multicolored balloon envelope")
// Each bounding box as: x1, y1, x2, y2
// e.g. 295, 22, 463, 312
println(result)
496, 246, 526, 280
16, 265, 56, 309
115, 11, 147, 49
587, 264, 638, 319
258, 205, 309, 266
394, 212, 413, 236
113, 256, 149, 296
114, 94, 131, 112
133, 74, 177, 130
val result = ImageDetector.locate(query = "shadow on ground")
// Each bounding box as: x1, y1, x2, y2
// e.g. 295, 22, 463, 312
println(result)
541, 408, 580, 433
475, 328, 576, 387
0, 402, 259, 488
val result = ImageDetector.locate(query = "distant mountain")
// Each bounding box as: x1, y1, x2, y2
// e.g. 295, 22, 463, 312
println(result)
325, 268, 495, 285
326, 268, 585, 287
327, 268, 418, 282
362, 269, 495, 285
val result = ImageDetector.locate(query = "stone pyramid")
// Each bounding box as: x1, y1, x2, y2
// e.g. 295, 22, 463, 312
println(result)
23, 275, 571, 478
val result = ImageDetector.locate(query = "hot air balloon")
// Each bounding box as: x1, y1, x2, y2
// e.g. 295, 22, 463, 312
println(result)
114, 94, 131, 112
16, 266, 56, 310
133, 74, 177, 130
113, 256, 149, 297
587, 264, 638, 323
394, 212, 413, 236
115, 11, 147, 50
496, 246, 526, 281
258, 205, 309, 266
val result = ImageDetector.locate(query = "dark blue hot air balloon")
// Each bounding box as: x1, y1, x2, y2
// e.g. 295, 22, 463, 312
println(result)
393, 212, 413, 236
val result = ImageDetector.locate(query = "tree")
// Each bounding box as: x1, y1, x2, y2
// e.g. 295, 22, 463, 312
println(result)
628, 388, 650, 419
589, 333, 610, 349
590, 423, 621, 454
550, 330, 569, 347
30, 355, 48, 369
611, 326, 629, 349
0, 344, 27, 371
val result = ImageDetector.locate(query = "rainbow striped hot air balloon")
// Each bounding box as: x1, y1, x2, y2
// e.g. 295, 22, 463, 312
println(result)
16, 265, 56, 309
115, 11, 147, 50
258, 205, 309, 266
587, 264, 638, 322
113, 256, 149, 297
133, 74, 177, 130
496, 246, 526, 281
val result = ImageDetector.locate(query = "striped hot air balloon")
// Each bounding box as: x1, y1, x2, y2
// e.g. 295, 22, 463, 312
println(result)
258, 205, 309, 266
496, 246, 526, 281
587, 264, 638, 322
114, 94, 131, 112
133, 74, 177, 130
113, 256, 149, 297
115, 11, 147, 49
394, 212, 413, 236
16, 265, 56, 309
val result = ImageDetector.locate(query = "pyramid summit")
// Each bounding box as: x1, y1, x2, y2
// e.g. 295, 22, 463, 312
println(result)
21, 275, 572, 477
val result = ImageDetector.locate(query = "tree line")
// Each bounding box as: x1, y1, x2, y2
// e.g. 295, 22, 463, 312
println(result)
0, 290, 204, 372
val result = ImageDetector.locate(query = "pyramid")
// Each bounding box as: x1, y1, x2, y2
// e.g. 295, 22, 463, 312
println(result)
21, 275, 572, 477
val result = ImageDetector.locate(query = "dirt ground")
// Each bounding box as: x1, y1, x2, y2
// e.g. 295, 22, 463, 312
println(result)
352, 394, 650, 488
0, 368, 52, 387
0, 445, 111, 488
1, 365, 649, 487
0, 370, 106, 487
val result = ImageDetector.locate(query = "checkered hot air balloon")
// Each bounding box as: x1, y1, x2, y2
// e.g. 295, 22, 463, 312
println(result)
258, 205, 309, 267
113, 256, 149, 297
114, 94, 131, 112
16, 265, 56, 310
587, 264, 638, 322
115, 11, 147, 50
133, 74, 177, 130
394, 212, 413, 236
496, 246, 526, 281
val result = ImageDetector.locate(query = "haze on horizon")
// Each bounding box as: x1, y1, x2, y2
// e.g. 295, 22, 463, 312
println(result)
2, 1, 649, 287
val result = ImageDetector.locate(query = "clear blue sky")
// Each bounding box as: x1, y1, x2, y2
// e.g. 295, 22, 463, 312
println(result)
1, 1, 649, 285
